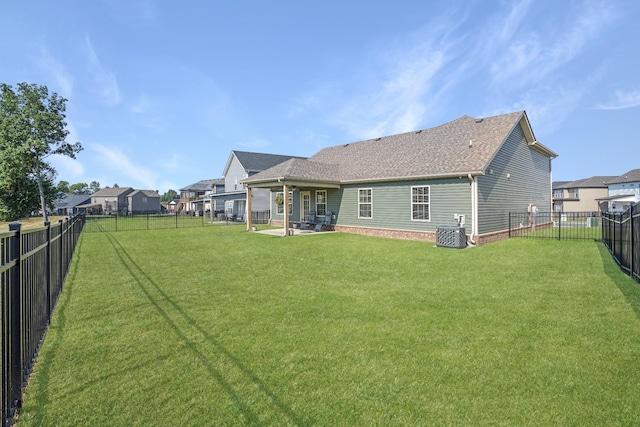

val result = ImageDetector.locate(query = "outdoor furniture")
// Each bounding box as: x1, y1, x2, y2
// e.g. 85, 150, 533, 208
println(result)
300, 211, 316, 230
314, 211, 332, 232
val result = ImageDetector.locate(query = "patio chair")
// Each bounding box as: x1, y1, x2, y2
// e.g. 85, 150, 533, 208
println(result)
300, 211, 316, 230
314, 211, 332, 232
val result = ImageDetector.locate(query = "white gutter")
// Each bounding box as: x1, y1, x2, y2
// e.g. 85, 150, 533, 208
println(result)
468, 174, 478, 245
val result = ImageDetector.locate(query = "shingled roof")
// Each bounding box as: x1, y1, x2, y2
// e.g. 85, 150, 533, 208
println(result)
244, 111, 556, 185
91, 187, 134, 197
557, 176, 617, 189
231, 151, 307, 174
605, 169, 640, 185
180, 179, 218, 192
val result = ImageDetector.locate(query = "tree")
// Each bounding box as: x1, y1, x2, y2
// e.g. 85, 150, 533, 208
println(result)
56, 180, 70, 195
0, 83, 82, 222
69, 182, 90, 195
89, 181, 101, 194
161, 189, 178, 204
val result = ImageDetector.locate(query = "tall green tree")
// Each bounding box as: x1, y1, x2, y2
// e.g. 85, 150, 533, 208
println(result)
89, 181, 101, 194
0, 83, 82, 221
161, 189, 178, 204
69, 182, 90, 195
56, 180, 70, 195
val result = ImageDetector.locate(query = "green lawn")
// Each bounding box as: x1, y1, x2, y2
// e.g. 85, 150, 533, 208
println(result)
17, 226, 640, 426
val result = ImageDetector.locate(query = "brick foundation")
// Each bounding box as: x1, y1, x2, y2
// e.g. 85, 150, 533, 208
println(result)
268, 220, 516, 246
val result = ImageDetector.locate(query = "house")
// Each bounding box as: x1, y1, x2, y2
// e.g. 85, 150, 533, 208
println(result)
127, 190, 161, 214
598, 168, 640, 212
210, 151, 306, 220
54, 193, 92, 216
78, 187, 135, 214
242, 111, 557, 244
178, 179, 219, 215
552, 176, 615, 213
166, 198, 180, 214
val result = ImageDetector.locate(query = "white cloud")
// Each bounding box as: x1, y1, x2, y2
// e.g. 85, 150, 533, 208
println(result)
239, 138, 271, 149
49, 154, 85, 180
330, 21, 465, 139
489, 0, 616, 86
595, 89, 640, 110
36, 48, 74, 97
84, 36, 121, 106
130, 94, 152, 113
89, 143, 158, 190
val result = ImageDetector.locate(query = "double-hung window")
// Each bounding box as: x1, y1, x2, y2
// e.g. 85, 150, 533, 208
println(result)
411, 186, 430, 221
275, 191, 293, 215
358, 188, 372, 218
316, 190, 327, 216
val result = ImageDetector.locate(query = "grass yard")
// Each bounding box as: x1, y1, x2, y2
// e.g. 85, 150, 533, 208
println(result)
16, 226, 640, 426
0, 216, 67, 230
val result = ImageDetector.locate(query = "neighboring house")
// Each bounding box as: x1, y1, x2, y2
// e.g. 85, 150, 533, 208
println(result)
242, 110, 558, 244
54, 193, 92, 216
598, 168, 640, 212
178, 179, 218, 215
199, 178, 226, 214
83, 187, 135, 214
210, 151, 306, 219
166, 198, 180, 214
127, 190, 161, 214
552, 176, 615, 213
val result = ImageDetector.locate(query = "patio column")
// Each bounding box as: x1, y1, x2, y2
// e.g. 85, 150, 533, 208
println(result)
246, 187, 253, 231
283, 184, 290, 237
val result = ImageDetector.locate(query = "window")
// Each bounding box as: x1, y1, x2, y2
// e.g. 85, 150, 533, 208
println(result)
275, 192, 284, 214
411, 186, 430, 221
358, 188, 372, 218
553, 190, 563, 198
572, 188, 579, 198
275, 191, 293, 215
316, 190, 327, 216
225, 201, 233, 215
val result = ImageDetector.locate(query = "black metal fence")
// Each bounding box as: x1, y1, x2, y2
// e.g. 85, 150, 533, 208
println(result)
602, 204, 640, 283
1, 215, 84, 426
509, 211, 602, 240
83, 211, 271, 233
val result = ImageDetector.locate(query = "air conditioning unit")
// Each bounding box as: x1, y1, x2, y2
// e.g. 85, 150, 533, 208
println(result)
436, 226, 467, 248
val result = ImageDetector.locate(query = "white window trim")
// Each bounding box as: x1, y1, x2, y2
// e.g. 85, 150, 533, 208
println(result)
358, 188, 373, 219
316, 190, 327, 216
275, 191, 293, 215
411, 185, 430, 222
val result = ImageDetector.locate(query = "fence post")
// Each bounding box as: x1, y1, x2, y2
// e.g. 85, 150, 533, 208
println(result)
8, 222, 22, 419
557, 211, 561, 240
631, 205, 635, 279
58, 220, 64, 290
44, 222, 52, 322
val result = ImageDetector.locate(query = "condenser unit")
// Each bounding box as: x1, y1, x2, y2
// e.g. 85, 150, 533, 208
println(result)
436, 226, 467, 249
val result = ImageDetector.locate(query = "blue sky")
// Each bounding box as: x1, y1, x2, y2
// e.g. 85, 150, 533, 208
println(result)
1, 0, 638, 193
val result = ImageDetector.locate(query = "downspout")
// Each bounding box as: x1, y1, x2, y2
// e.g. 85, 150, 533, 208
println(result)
468, 174, 477, 245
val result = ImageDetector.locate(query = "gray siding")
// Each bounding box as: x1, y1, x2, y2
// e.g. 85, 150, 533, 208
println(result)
129, 194, 160, 213
270, 190, 302, 221
337, 179, 471, 232
477, 124, 552, 234
225, 156, 247, 192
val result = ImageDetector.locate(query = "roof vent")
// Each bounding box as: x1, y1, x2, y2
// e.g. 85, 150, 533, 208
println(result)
375, 137, 382, 141
415, 130, 423, 134
475, 118, 483, 123
343, 143, 349, 147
